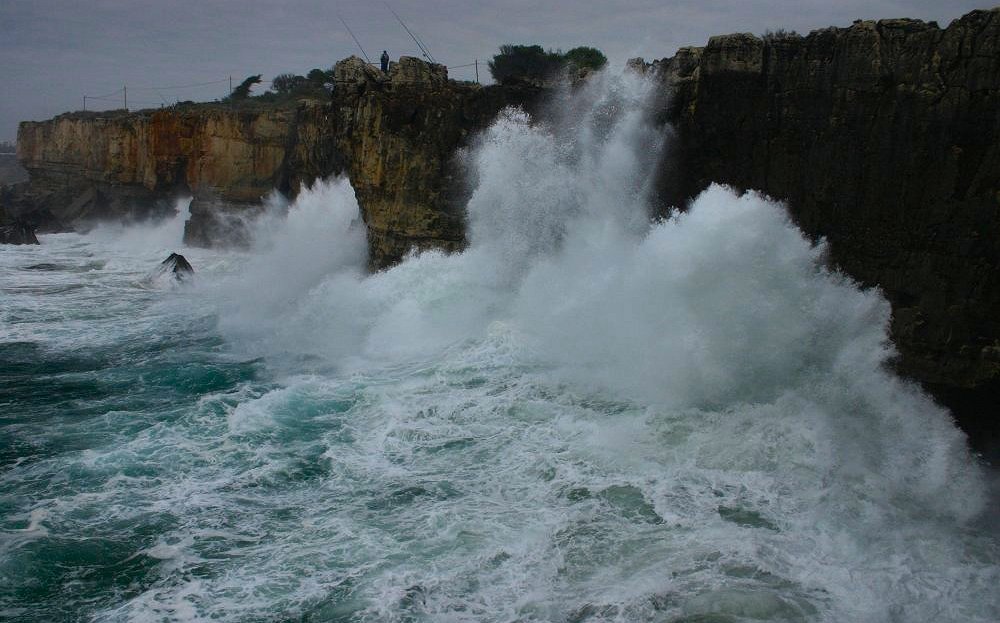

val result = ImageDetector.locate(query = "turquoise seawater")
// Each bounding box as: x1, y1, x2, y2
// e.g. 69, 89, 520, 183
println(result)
2, 71, 999, 622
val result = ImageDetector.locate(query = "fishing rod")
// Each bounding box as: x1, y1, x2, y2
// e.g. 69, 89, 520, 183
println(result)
384, 3, 436, 63
339, 14, 371, 63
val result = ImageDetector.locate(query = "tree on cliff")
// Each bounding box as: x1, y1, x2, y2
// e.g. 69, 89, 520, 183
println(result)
488, 45, 563, 84
266, 69, 334, 99
271, 73, 307, 95
563, 47, 607, 71
306, 68, 335, 90
229, 75, 262, 100
489, 44, 608, 84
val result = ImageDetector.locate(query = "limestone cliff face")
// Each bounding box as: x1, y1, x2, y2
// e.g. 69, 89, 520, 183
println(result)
10, 57, 540, 258
14, 104, 336, 238
649, 8, 1000, 445
329, 56, 541, 266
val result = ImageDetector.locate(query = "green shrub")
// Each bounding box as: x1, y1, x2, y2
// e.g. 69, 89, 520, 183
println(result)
271, 73, 307, 95
762, 28, 800, 42
306, 68, 335, 89
563, 46, 607, 71
488, 44, 608, 83
488, 44, 563, 83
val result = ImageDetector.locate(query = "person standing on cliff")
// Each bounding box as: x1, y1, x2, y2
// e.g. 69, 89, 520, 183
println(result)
381, 50, 390, 73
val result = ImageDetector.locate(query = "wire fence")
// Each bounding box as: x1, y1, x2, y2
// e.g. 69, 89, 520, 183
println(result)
79, 59, 488, 113
82, 78, 234, 112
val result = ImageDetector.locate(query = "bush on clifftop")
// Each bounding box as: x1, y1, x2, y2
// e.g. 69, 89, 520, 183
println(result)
488, 45, 563, 83
267, 68, 335, 99
563, 47, 608, 71
488, 44, 607, 84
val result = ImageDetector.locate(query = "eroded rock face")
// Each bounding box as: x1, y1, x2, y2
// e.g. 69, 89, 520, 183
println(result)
388, 56, 449, 86
655, 8, 1000, 448
14, 104, 339, 238
329, 56, 543, 267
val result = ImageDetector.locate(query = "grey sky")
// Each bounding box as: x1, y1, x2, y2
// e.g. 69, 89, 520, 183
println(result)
0, 0, 990, 142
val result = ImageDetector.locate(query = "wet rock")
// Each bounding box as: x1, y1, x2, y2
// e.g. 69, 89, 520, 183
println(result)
0, 219, 39, 245
159, 252, 193, 281
329, 56, 544, 268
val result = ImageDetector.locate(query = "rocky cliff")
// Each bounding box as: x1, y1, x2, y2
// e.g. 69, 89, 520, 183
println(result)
328, 57, 542, 265
6, 10, 1000, 451
645, 8, 1000, 450
13, 103, 336, 238
9, 57, 540, 256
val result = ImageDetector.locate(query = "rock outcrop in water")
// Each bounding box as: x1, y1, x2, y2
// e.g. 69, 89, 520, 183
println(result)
161, 252, 193, 276
0, 218, 39, 245
145, 252, 194, 287
5, 10, 1000, 448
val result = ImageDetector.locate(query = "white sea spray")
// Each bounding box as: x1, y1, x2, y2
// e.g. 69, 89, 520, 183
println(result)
0, 65, 996, 623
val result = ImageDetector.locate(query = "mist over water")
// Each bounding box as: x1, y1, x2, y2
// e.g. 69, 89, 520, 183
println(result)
1, 68, 997, 622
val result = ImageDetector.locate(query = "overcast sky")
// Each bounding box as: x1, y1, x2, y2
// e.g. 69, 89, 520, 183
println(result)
0, 0, 990, 142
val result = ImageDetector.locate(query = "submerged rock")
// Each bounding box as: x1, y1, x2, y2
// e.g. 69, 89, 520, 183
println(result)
0, 219, 39, 245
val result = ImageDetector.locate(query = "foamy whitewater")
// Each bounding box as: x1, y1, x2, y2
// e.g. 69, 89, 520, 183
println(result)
1, 69, 997, 622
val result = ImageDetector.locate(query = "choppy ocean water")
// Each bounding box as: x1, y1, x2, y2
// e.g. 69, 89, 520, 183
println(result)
2, 70, 998, 622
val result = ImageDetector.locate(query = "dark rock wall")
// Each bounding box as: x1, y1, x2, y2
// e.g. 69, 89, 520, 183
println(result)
656, 9, 1000, 449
